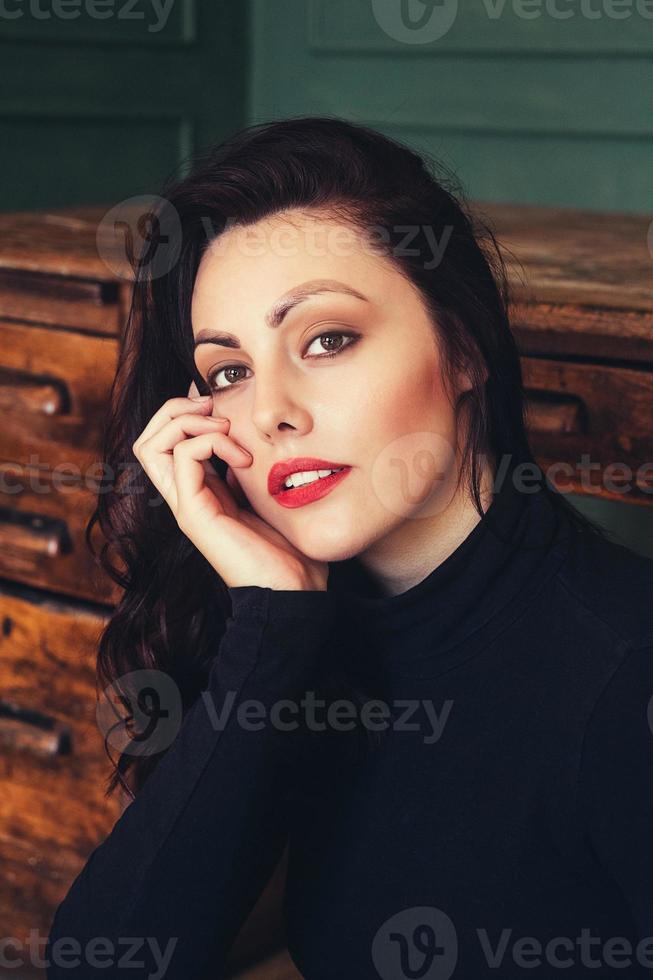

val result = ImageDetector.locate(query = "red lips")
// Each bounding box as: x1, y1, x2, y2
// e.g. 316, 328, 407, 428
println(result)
267, 458, 349, 496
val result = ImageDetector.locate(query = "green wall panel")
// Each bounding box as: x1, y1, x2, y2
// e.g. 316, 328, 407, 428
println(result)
311, 0, 653, 54
0, 0, 194, 42
249, 0, 653, 213
0, 0, 249, 211
376, 125, 653, 210
0, 116, 189, 209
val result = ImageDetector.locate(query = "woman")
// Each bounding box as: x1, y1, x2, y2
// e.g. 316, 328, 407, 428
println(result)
46, 117, 653, 979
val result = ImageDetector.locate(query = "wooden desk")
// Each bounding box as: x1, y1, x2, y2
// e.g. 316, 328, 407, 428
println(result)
479, 201, 653, 504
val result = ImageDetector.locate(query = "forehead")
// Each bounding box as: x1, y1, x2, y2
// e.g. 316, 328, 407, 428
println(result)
190, 209, 402, 325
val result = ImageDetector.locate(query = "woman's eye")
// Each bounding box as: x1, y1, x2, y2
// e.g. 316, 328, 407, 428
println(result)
207, 364, 251, 393
304, 330, 359, 359
206, 331, 360, 394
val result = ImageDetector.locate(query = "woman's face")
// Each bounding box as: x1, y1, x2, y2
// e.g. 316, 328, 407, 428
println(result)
191, 208, 470, 564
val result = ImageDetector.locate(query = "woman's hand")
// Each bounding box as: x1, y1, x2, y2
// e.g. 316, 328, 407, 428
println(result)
131, 382, 329, 591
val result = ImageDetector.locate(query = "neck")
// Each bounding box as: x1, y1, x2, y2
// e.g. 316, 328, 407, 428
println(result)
353, 455, 497, 599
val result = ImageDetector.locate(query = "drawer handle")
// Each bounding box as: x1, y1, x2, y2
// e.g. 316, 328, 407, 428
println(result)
0, 367, 69, 416
0, 506, 71, 557
0, 702, 71, 759
524, 390, 585, 435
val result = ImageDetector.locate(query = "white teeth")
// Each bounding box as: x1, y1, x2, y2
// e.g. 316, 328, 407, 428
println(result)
283, 467, 344, 490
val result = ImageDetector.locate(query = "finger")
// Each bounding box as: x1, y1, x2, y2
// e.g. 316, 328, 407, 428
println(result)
138, 416, 230, 508
133, 394, 215, 452
143, 414, 229, 458
174, 431, 252, 514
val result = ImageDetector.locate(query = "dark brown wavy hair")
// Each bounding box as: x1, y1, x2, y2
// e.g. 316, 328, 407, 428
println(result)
86, 115, 608, 803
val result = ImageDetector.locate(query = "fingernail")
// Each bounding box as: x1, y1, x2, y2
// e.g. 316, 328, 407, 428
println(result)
190, 394, 212, 402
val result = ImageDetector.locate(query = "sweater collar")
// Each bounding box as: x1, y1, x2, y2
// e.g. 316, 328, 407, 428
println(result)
326, 468, 571, 679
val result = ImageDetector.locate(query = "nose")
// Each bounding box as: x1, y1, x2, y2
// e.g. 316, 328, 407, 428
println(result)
249, 364, 313, 439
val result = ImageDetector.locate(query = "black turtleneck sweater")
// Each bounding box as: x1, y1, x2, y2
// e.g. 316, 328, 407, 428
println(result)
46, 473, 653, 979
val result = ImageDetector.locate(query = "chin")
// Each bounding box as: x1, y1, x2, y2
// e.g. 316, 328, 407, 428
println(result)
291, 537, 355, 565
289, 521, 373, 565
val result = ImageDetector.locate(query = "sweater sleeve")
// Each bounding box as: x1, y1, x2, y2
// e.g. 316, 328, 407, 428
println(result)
576, 643, 653, 937
45, 585, 335, 980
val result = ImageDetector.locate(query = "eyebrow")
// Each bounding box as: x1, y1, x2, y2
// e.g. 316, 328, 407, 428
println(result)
193, 279, 369, 350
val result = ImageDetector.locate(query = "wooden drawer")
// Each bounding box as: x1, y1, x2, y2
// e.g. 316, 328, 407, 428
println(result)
0, 460, 122, 605
522, 356, 653, 500
0, 207, 132, 337
0, 318, 119, 473
0, 585, 119, 944
0, 268, 122, 336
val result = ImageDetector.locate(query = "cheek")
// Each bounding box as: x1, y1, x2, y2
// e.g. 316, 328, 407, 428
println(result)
357, 355, 458, 520
370, 350, 453, 434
